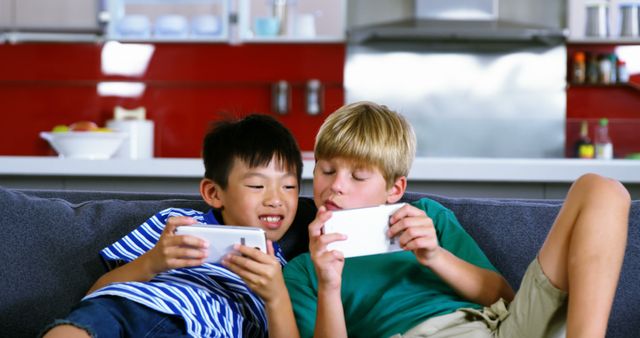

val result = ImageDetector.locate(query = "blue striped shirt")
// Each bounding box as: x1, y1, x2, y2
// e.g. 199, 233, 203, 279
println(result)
85, 207, 287, 337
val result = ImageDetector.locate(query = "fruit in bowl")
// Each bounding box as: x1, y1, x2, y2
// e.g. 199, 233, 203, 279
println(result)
69, 121, 100, 132
41, 122, 127, 159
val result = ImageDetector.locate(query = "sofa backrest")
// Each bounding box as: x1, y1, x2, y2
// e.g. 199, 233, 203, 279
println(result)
0, 187, 637, 338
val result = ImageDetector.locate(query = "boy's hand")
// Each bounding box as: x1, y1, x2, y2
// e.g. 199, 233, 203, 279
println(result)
308, 206, 347, 290
145, 216, 209, 274
221, 240, 285, 303
388, 204, 442, 267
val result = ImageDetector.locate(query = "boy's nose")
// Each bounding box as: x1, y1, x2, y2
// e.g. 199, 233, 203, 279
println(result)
330, 175, 345, 194
264, 190, 283, 207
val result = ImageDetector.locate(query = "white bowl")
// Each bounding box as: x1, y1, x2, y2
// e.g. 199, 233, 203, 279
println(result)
154, 14, 188, 38
117, 15, 151, 38
40, 132, 128, 160
191, 15, 222, 37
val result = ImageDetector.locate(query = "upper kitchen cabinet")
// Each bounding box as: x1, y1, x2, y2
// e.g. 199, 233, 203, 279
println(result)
1, 0, 101, 41
237, 0, 345, 43
569, 0, 640, 43
105, 0, 230, 42
0, 0, 10, 31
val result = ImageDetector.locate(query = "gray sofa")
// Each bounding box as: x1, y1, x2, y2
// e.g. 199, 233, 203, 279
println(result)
0, 187, 637, 337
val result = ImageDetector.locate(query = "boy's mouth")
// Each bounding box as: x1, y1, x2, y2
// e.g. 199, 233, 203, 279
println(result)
259, 215, 284, 229
324, 201, 341, 211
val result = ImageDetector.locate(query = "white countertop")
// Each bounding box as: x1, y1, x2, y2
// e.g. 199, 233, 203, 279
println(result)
1, 156, 640, 183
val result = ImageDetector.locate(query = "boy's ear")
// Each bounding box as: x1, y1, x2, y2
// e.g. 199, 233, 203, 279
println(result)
200, 178, 224, 209
386, 176, 407, 204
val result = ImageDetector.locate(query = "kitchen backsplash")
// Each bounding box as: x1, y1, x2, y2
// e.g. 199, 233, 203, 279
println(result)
0, 42, 345, 157
1, 42, 638, 158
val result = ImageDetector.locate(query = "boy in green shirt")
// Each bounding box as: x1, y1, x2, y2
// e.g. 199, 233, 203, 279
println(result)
284, 101, 630, 337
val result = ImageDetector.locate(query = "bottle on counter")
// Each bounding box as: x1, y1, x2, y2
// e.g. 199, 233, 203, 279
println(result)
595, 118, 614, 159
572, 52, 586, 84
574, 120, 595, 158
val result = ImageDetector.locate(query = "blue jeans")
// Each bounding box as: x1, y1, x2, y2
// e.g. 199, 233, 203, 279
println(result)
41, 296, 190, 338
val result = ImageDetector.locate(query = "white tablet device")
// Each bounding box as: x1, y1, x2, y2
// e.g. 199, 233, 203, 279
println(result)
175, 224, 267, 263
322, 203, 406, 258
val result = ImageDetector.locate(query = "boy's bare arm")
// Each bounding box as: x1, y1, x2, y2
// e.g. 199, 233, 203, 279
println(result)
315, 283, 347, 338
389, 205, 515, 306
309, 207, 348, 338
427, 249, 515, 305
222, 241, 300, 338
87, 216, 208, 295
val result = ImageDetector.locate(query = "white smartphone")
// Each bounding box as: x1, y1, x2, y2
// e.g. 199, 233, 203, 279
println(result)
175, 224, 267, 263
322, 203, 406, 258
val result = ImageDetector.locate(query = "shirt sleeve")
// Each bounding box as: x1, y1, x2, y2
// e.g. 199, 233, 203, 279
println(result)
283, 254, 318, 338
100, 208, 204, 262
413, 198, 498, 272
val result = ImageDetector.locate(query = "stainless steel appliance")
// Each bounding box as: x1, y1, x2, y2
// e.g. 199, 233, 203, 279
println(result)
346, 0, 567, 158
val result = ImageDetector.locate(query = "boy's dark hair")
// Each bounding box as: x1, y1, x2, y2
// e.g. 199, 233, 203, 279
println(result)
202, 114, 303, 189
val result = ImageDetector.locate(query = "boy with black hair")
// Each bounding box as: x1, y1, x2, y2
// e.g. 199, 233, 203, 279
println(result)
44, 114, 302, 338
284, 101, 630, 338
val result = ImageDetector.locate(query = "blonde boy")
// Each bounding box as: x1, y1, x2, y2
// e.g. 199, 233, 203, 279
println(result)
284, 101, 630, 337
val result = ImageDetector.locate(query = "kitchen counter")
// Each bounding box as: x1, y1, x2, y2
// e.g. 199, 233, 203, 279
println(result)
1, 156, 639, 198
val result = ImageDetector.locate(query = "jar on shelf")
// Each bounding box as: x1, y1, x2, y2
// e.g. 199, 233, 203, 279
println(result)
572, 52, 586, 84
598, 54, 612, 84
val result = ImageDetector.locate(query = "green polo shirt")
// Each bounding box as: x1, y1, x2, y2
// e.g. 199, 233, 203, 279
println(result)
283, 198, 498, 338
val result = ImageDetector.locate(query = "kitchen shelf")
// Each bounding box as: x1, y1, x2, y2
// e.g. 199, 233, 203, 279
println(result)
568, 38, 640, 44
567, 83, 640, 92
568, 0, 640, 43
105, 0, 230, 42
236, 0, 345, 44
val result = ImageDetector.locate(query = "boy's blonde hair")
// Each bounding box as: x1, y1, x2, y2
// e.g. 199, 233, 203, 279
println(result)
315, 101, 416, 188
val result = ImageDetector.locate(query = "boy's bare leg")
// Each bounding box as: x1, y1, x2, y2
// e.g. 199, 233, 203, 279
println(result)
538, 173, 630, 338
43, 325, 91, 338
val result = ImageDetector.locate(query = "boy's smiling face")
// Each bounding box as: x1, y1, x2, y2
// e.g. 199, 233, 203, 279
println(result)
202, 156, 299, 241
313, 157, 405, 211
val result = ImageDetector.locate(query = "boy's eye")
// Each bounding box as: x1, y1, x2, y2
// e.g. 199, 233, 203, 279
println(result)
322, 169, 335, 175
352, 175, 367, 182
246, 185, 263, 189
284, 185, 297, 190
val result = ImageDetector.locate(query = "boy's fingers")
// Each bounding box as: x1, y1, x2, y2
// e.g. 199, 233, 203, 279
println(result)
397, 226, 432, 247
317, 233, 347, 247
169, 246, 208, 260
233, 244, 272, 264
165, 216, 198, 234
389, 205, 426, 224
266, 240, 275, 256
223, 253, 275, 277
173, 234, 209, 248
309, 207, 332, 237
388, 214, 433, 238
225, 263, 266, 289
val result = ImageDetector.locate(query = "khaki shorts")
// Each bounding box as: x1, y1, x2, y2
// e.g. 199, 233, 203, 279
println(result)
391, 258, 567, 338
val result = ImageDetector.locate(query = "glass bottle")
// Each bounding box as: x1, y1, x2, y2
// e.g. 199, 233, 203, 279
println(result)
618, 59, 630, 83
572, 52, 586, 84
587, 53, 600, 84
575, 120, 594, 158
608, 54, 617, 84
598, 54, 612, 84
595, 118, 614, 159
